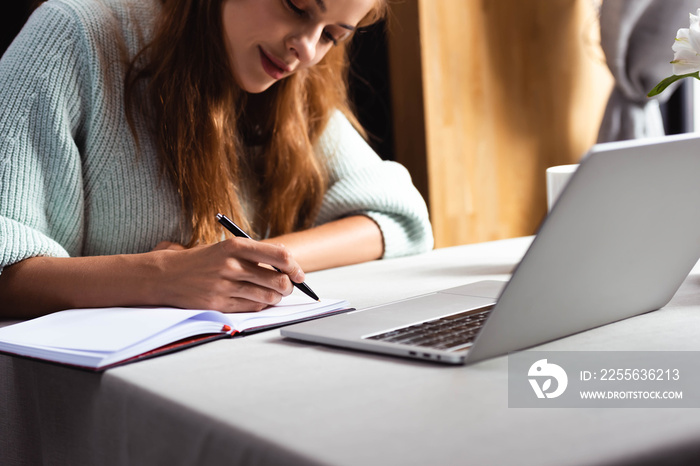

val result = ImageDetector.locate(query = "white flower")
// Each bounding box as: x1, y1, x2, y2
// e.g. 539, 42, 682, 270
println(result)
671, 9, 700, 75
648, 9, 700, 97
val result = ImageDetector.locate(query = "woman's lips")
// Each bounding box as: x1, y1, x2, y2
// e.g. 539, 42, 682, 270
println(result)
259, 47, 289, 80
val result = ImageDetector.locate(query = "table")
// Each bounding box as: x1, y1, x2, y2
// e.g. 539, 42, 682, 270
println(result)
3, 236, 700, 466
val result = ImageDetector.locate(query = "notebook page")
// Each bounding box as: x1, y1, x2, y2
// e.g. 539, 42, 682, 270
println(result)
0, 308, 229, 352
226, 295, 349, 331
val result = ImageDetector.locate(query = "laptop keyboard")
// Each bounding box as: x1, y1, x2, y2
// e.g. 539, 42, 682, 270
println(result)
365, 305, 493, 352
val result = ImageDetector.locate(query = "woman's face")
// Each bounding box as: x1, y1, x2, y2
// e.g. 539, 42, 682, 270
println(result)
222, 0, 377, 93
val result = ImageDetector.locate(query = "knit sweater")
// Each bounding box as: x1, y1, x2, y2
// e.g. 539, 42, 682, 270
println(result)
0, 0, 433, 273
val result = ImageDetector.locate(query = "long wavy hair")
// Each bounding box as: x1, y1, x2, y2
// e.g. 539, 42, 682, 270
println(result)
125, 0, 386, 246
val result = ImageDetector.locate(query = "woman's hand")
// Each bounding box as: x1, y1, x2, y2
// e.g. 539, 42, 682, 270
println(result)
0, 216, 377, 319
150, 238, 305, 313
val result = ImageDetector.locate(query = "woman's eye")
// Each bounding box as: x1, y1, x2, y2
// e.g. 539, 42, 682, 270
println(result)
322, 31, 339, 46
284, 0, 306, 17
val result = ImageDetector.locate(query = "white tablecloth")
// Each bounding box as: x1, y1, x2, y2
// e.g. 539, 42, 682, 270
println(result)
3, 237, 700, 465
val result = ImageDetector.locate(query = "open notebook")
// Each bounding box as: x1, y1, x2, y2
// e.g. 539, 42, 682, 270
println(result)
0, 295, 349, 370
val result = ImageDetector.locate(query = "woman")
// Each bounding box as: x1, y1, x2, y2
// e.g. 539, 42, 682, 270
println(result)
0, 0, 433, 317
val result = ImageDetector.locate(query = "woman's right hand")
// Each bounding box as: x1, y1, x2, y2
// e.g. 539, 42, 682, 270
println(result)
150, 237, 306, 313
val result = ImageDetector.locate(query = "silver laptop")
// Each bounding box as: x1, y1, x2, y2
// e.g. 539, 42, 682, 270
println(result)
281, 133, 700, 364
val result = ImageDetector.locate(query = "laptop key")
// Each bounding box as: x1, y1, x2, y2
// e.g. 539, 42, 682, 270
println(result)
366, 306, 493, 350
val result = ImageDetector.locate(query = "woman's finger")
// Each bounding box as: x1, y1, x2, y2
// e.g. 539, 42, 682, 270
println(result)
218, 238, 305, 283
218, 258, 294, 297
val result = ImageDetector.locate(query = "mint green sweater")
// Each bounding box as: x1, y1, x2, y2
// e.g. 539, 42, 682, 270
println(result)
0, 0, 433, 273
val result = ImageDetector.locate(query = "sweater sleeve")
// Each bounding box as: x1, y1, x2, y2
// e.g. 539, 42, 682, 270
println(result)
0, 3, 89, 273
314, 111, 434, 258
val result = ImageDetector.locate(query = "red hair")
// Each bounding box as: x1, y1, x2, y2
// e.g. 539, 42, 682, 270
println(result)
126, 0, 387, 245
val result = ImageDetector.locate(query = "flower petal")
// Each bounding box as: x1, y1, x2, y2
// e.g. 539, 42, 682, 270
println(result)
692, 9, 700, 25
672, 48, 700, 74
689, 22, 700, 53
673, 28, 692, 51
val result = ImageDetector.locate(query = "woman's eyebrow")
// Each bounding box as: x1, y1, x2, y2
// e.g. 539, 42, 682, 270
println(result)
314, 0, 356, 31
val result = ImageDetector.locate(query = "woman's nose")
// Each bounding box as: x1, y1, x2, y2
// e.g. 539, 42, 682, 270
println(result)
286, 27, 323, 64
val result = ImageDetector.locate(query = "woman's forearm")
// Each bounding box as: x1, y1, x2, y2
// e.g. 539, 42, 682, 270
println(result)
0, 216, 382, 318
264, 215, 384, 272
0, 238, 307, 318
0, 254, 163, 318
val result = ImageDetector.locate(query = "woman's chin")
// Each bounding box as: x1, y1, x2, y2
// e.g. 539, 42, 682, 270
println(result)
238, 78, 277, 95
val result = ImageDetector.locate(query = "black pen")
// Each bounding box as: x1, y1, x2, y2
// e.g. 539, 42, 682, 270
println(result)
216, 213, 320, 302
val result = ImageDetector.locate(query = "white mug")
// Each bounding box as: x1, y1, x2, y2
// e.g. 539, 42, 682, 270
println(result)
546, 164, 579, 211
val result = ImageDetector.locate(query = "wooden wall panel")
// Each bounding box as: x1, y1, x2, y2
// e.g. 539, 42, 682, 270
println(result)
387, 0, 613, 248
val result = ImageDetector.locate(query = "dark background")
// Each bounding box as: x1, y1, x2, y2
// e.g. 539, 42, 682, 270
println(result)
346, 20, 395, 160
1, 1, 38, 55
